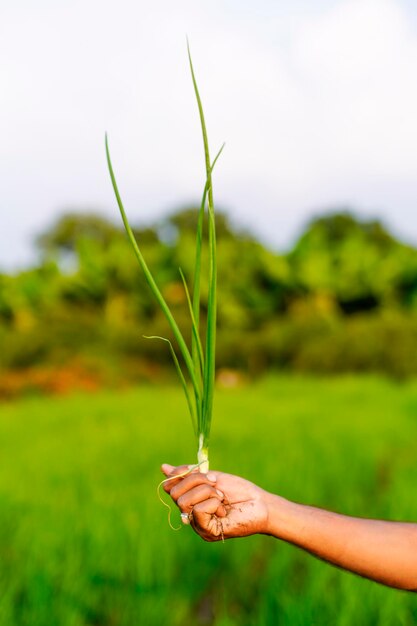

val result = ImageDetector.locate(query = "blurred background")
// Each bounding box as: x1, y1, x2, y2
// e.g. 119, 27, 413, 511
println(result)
2, 1, 417, 624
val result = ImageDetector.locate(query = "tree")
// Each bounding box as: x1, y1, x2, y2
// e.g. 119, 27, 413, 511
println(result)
289, 211, 417, 313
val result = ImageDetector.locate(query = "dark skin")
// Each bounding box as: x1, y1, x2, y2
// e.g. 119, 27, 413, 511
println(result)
162, 463, 417, 591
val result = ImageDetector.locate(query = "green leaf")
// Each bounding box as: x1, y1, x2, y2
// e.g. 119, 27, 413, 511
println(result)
187, 43, 217, 444
144, 335, 197, 436
179, 267, 205, 382
105, 134, 200, 404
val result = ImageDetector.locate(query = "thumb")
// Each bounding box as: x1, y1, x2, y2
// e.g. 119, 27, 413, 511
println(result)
161, 463, 175, 476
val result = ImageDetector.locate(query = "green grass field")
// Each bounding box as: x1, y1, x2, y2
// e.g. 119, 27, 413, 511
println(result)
1, 376, 417, 625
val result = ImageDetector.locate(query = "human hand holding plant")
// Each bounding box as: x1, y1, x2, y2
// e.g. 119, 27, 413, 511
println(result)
161, 464, 273, 541
162, 464, 417, 592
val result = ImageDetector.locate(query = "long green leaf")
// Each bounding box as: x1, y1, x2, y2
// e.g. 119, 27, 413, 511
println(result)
203, 203, 216, 441
192, 143, 224, 334
211, 143, 226, 172
144, 335, 197, 436
191, 182, 208, 393
105, 134, 200, 399
187, 43, 217, 443
191, 145, 225, 407
179, 267, 205, 380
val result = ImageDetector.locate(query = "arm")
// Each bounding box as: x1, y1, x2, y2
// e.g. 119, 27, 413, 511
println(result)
161, 464, 417, 591
267, 496, 417, 591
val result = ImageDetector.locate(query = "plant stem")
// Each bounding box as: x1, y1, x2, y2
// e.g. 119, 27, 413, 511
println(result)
197, 434, 209, 473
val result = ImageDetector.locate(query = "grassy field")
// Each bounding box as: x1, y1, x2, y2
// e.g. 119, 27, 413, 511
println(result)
0, 376, 417, 625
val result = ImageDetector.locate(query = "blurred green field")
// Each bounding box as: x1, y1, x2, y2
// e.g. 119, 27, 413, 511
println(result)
1, 376, 417, 625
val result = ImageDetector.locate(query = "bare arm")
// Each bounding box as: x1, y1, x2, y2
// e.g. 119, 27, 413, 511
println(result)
266, 494, 417, 591
161, 464, 417, 591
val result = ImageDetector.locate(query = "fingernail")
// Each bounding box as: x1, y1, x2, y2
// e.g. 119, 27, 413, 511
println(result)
216, 489, 224, 498
207, 472, 217, 482
161, 463, 174, 473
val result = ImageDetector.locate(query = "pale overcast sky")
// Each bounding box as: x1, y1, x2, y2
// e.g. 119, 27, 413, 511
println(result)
1, 0, 417, 269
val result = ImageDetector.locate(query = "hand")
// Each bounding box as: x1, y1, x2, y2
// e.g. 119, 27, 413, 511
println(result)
161, 464, 271, 542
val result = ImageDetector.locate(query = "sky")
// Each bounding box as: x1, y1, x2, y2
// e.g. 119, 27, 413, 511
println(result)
1, 0, 417, 269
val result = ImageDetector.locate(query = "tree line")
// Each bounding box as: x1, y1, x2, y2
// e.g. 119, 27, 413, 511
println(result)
1, 207, 417, 396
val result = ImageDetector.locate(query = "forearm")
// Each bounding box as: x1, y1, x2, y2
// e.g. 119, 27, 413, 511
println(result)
265, 493, 417, 591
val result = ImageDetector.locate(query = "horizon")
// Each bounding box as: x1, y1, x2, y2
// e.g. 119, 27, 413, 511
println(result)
1, 202, 413, 275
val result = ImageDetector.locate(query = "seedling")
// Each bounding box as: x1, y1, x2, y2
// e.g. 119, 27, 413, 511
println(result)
106, 43, 223, 473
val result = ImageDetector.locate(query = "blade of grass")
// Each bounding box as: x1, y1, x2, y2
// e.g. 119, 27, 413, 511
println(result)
179, 267, 205, 381
191, 145, 225, 417
144, 335, 197, 436
187, 43, 217, 445
211, 143, 226, 172
105, 134, 200, 400
203, 203, 216, 442
192, 144, 224, 324
192, 142, 224, 335
191, 182, 207, 389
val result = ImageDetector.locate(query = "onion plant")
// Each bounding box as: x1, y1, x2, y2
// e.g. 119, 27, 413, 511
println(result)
105, 44, 222, 472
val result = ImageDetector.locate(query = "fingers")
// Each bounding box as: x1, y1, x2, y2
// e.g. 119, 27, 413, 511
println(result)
193, 496, 221, 518
161, 463, 189, 476
160, 463, 226, 518
175, 483, 224, 514
161, 463, 219, 482
170, 472, 217, 500
160, 463, 200, 493
191, 498, 228, 540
